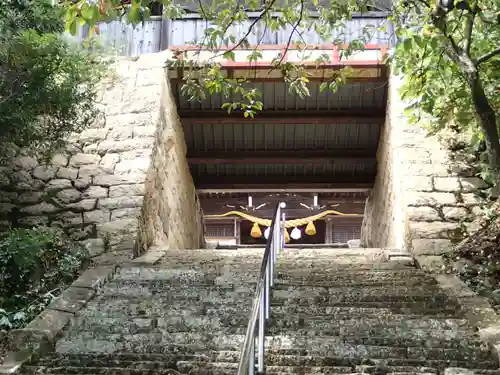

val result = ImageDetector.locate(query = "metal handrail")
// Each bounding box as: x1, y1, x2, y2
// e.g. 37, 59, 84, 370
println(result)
237, 202, 286, 375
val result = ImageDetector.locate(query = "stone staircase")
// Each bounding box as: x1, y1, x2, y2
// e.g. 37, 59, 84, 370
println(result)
20, 248, 500, 375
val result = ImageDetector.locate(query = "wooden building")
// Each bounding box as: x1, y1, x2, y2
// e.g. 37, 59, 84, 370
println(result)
170, 46, 388, 247
200, 191, 367, 246
75, 4, 393, 247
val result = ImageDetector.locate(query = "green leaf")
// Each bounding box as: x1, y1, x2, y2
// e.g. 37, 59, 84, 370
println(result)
81, 5, 99, 24
403, 38, 412, 52
223, 50, 236, 60
413, 35, 424, 48
128, 6, 142, 23
69, 19, 77, 35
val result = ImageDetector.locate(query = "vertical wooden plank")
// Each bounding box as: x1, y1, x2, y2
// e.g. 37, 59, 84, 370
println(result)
235, 218, 241, 245
161, 19, 170, 50
325, 218, 333, 244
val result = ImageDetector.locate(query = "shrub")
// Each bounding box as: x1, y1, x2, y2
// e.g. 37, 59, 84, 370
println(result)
0, 0, 107, 158
0, 227, 89, 329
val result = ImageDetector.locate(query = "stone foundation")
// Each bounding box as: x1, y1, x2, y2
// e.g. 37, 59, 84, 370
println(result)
361, 74, 489, 255
0, 51, 204, 258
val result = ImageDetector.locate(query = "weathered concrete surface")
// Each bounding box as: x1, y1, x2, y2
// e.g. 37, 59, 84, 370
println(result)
362, 74, 489, 256
0, 51, 204, 260
9, 248, 500, 375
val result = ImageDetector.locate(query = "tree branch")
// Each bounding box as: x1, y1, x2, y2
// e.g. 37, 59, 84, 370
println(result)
463, 3, 478, 56
224, 0, 278, 53
445, 31, 462, 55
196, 0, 209, 20
476, 46, 500, 65
276, 0, 305, 67
432, 11, 462, 58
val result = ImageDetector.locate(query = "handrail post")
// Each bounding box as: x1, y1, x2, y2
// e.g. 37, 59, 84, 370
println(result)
281, 212, 286, 249
269, 230, 275, 288
266, 257, 271, 319
249, 335, 255, 375
275, 211, 280, 259
258, 287, 265, 372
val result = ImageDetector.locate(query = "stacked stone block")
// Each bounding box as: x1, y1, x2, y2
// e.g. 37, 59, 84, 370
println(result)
0, 51, 204, 260
362, 74, 489, 256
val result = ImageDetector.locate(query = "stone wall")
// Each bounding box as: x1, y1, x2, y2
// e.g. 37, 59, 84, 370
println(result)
138, 73, 205, 253
361, 74, 490, 256
360, 80, 406, 250
0, 51, 204, 259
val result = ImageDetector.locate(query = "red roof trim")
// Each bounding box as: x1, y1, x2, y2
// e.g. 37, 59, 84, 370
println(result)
168, 43, 388, 68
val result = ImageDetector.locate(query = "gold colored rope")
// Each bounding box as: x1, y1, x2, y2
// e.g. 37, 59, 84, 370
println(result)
205, 209, 361, 229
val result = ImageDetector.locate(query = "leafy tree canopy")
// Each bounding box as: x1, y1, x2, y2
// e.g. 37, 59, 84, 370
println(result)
0, 0, 107, 158
392, 0, 500, 180
63, 0, 500, 177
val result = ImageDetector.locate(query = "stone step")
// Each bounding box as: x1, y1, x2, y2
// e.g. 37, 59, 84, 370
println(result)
29, 352, 500, 371
101, 279, 445, 296
112, 269, 437, 287
176, 362, 499, 375
77, 298, 462, 320
22, 367, 178, 375
62, 329, 480, 352
104, 278, 439, 290
275, 275, 437, 287
154, 248, 394, 261
89, 291, 454, 310
116, 265, 422, 281
176, 362, 434, 375
21, 367, 499, 375
54, 332, 493, 364
156, 259, 415, 272
81, 295, 459, 317
65, 325, 479, 351
99, 281, 448, 302
22, 363, 376, 375
19, 364, 445, 375
73, 314, 473, 337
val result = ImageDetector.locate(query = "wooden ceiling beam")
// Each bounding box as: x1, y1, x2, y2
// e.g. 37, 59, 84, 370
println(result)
178, 108, 386, 119
182, 116, 385, 125
198, 192, 369, 201
194, 178, 375, 190
188, 150, 375, 165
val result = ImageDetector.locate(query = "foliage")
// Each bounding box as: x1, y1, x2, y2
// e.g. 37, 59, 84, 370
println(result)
62, 0, 377, 117
0, 227, 88, 330
0, 0, 64, 35
63, 0, 500, 172
391, 0, 500, 176
0, 0, 107, 159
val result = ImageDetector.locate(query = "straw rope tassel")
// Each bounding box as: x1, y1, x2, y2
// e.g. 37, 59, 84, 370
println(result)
305, 221, 316, 236
250, 222, 262, 238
